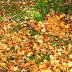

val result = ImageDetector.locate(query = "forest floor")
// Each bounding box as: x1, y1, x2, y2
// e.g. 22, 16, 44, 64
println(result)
0, 0, 72, 72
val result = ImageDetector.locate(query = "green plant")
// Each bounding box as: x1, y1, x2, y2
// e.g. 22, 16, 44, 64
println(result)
30, 0, 72, 21
0, 0, 72, 22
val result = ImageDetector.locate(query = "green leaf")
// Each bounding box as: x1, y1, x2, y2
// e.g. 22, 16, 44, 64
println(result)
41, 55, 45, 59
51, 1, 57, 9
3, 4, 9, 11
17, 10, 23, 15
6, 56, 14, 61
10, 46, 15, 51
34, 13, 42, 21
6, 57, 10, 61
0, 36, 2, 40
28, 56, 35, 60
36, 30, 42, 35
0, 15, 2, 20
30, 11, 43, 21
45, 56, 50, 60
11, 4, 17, 10
17, 24, 22, 30
0, 0, 5, 1
68, 51, 72, 55
51, 41, 57, 46
35, 60, 39, 64
12, 14, 19, 19
38, 53, 41, 56
58, 38, 63, 42
36, 0, 45, 9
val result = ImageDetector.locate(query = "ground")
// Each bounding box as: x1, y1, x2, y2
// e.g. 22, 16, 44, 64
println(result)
0, 0, 72, 72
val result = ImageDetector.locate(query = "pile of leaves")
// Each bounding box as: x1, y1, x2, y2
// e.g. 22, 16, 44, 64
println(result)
0, 0, 72, 72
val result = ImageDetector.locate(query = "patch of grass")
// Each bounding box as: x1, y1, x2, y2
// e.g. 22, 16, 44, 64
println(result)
0, 0, 72, 21
30, 0, 72, 21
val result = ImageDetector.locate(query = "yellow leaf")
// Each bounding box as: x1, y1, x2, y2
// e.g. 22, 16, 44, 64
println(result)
11, 66, 18, 71
65, 24, 69, 29
41, 68, 53, 72
59, 14, 66, 19
23, 2, 26, 4
0, 62, 6, 66
70, 68, 72, 72
68, 61, 72, 67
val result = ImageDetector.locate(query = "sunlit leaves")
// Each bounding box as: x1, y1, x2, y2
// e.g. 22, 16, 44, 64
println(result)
0, 0, 72, 22
51, 41, 57, 46
30, 0, 50, 21
0, 0, 72, 71
30, 11, 42, 21
30, 0, 72, 21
